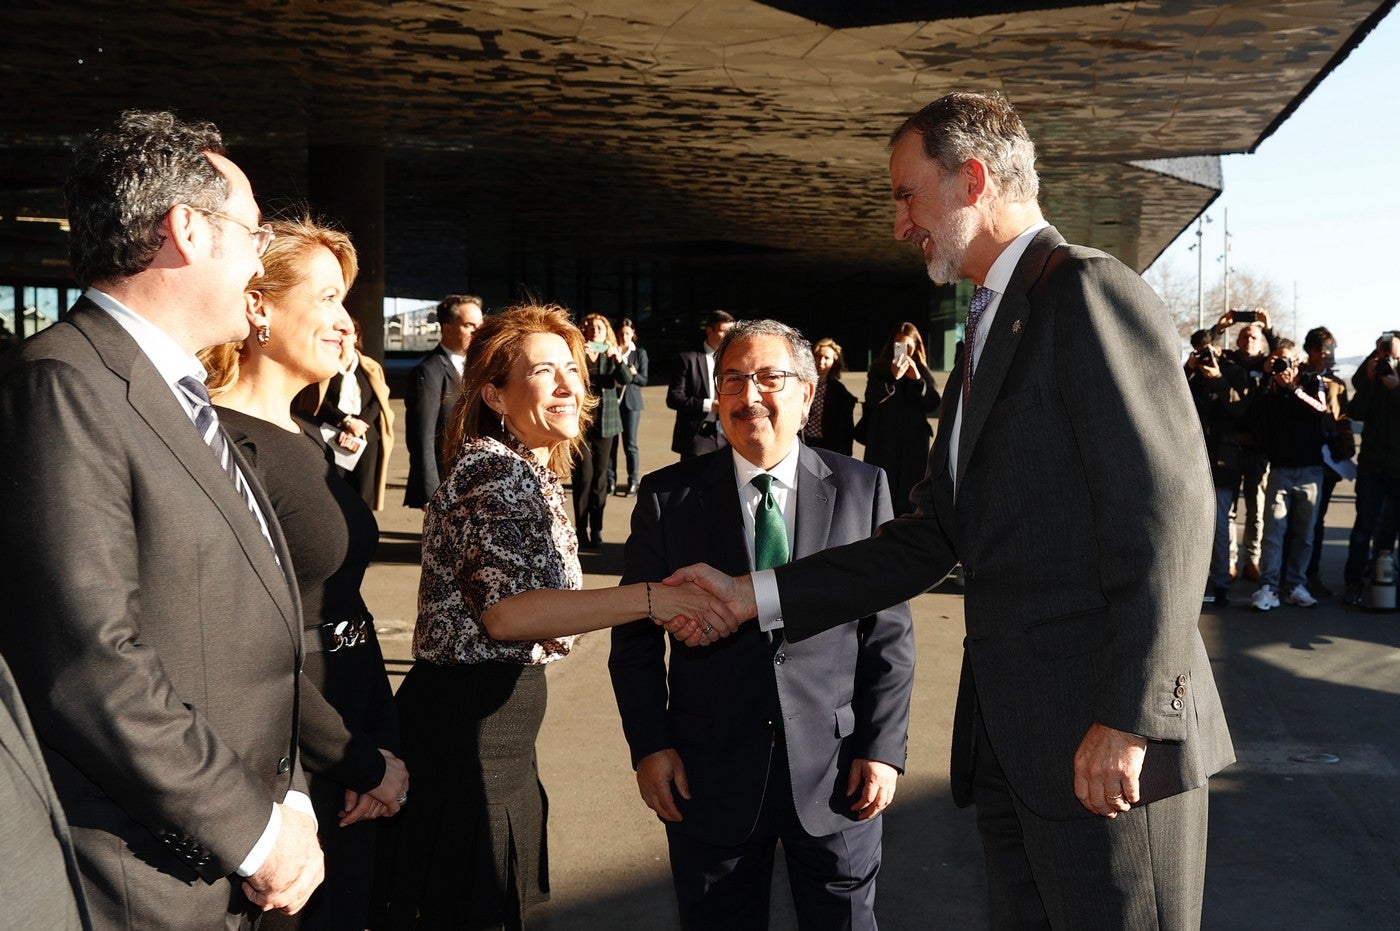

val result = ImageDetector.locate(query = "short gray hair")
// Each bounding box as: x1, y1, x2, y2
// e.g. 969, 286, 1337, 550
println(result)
65, 110, 229, 286
715, 319, 818, 385
889, 92, 1039, 204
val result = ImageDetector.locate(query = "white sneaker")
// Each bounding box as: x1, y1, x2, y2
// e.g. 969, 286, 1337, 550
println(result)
1251, 586, 1280, 612
1284, 584, 1318, 607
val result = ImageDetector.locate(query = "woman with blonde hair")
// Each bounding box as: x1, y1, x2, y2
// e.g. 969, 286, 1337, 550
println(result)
386, 304, 730, 928
801, 336, 858, 455
201, 216, 407, 930
861, 321, 941, 515
572, 311, 633, 547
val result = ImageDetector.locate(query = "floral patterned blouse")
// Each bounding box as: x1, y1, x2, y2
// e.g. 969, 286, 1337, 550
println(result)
412, 432, 580, 665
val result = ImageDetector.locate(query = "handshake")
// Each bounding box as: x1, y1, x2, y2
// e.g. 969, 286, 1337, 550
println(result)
647, 564, 761, 647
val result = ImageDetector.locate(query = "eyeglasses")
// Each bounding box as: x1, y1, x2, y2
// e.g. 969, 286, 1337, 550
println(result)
193, 207, 275, 256
716, 370, 798, 395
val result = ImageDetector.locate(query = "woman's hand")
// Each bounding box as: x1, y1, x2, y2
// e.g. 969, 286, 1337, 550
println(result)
649, 580, 741, 646
890, 355, 911, 380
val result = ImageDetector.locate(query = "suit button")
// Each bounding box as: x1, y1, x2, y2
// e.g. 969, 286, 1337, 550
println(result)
1176, 674, 1188, 686
277, 756, 291, 775
965, 569, 977, 581
1171, 698, 1184, 711
774, 653, 786, 666
1174, 685, 1186, 698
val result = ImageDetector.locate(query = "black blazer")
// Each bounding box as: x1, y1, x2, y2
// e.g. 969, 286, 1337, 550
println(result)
772, 228, 1234, 821
404, 344, 460, 507
619, 344, 649, 412
666, 347, 728, 457
0, 299, 306, 925
610, 444, 915, 844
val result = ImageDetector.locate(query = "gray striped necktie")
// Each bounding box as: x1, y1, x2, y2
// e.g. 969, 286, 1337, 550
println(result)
175, 376, 276, 553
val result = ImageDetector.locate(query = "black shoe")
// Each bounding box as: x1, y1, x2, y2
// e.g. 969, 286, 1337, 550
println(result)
1306, 575, 1334, 598
620, 481, 638, 498
1211, 586, 1231, 607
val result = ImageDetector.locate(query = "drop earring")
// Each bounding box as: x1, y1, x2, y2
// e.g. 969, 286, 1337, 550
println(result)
256, 323, 270, 347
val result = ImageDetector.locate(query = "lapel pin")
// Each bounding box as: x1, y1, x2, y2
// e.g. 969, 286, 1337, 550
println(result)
1011, 319, 1023, 333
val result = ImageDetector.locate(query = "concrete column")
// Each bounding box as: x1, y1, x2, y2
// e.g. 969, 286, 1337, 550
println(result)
308, 145, 385, 359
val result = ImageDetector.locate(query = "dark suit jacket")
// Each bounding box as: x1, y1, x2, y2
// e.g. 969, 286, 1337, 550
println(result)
404, 344, 460, 507
667, 346, 728, 457
0, 299, 306, 926
610, 444, 915, 845
0, 653, 90, 929
619, 344, 649, 412
774, 227, 1234, 821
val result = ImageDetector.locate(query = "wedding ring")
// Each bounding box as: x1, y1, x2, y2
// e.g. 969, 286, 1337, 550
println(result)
702, 624, 715, 635
396, 791, 409, 805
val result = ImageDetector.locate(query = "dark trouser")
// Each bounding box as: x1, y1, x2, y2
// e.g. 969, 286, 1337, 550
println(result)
665, 749, 882, 931
1344, 466, 1400, 584
572, 428, 614, 538
617, 406, 642, 486
1306, 469, 1340, 579
971, 713, 1208, 930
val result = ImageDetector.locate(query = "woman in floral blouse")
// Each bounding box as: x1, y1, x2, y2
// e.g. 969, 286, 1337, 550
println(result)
385, 304, 733, 929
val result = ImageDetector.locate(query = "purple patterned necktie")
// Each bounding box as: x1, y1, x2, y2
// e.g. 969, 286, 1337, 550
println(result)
961, 286, 996, 410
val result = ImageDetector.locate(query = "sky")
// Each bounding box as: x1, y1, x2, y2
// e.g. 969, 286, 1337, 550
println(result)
1147, 9, 1400, 360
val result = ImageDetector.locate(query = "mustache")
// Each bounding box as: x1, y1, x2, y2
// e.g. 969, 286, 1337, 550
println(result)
731, 403, 771, 419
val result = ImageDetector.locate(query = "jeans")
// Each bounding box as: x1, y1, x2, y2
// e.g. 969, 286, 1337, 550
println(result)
1231, 455, 1268, 568
1209, 486, 1235, 590
1259, 465, 1323, 593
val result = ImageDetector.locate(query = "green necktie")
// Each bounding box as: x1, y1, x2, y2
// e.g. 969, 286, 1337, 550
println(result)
752, 473, 790, 570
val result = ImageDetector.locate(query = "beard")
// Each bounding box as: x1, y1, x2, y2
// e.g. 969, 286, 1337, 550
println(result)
921, 195, 976, 285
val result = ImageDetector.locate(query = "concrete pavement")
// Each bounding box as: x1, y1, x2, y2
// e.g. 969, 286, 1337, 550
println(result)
364, 382, 1399, 929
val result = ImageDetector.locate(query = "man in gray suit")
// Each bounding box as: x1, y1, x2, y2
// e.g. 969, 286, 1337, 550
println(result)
0, 111, 322, 927
673, 94, 1234, 928
403, 293, 482, 507
0, 653, 89, 929
612, 320, 915, 929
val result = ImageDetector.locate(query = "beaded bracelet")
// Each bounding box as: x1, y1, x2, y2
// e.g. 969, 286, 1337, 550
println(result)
645, 581, 655, 621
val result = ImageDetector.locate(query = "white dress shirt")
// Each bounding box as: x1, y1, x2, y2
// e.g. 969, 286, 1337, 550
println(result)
732, 445, 800, 632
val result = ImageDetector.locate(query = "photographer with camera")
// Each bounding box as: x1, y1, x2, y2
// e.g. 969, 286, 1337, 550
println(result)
1247, 339, 1329, 611
1341, 330, 1400, 605
1210, 307, 1279, 579
1291, 327, 1353, 596
1185, 330, 1250, 605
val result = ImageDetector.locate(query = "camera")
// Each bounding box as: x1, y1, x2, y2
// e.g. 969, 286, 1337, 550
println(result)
1380, 331, 1398, 353
1268, 357, 1291, 375
1195, 347, 1215, 365
1379, 357, 1397, 379
1234, 309, 1258, 324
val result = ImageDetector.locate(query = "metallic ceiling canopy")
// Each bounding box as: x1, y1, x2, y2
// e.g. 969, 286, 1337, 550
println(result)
0, 0, 1393, 295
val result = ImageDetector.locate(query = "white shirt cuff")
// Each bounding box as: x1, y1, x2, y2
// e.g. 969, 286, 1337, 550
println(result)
703, 398, 717, 414
235, 790, 316, 878
752, 569, 784, 631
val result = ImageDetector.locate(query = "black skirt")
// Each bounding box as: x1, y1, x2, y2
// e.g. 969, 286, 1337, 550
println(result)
385, 660, 549, 930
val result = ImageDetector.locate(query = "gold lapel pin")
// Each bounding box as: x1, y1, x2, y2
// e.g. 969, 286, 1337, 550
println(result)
1011, 319, 1023, 333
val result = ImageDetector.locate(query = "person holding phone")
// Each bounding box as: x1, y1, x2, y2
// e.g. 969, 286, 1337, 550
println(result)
574, 313, 633, 547
861, 321, 941, 514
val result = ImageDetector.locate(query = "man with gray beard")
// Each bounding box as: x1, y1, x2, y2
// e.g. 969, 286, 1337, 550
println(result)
672, 92, 1234, 929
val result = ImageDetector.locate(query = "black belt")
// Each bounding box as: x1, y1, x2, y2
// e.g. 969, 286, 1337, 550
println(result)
309, 614, 371, 653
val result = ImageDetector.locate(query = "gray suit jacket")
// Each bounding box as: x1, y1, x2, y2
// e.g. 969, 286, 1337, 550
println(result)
775, 227, 1234, 820
0, 299, 305, 927
610, 444, 916, 844
0, 653, 89, 929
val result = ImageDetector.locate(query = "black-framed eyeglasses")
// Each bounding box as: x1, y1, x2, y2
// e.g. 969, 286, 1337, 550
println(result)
193, 207, 275, 256
716, 370, 798, 395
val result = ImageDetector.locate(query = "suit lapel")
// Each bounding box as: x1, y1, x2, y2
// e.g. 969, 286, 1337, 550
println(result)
696, 452, 753, 575
68, 303, 301, 640
793, 444, 836, 559
955, 226, 1065, 484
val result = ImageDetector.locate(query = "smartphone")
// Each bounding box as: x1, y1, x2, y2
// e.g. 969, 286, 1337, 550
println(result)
892, 343, 907, 359
587, 340, 609, 354
1234, 309, 1258, 324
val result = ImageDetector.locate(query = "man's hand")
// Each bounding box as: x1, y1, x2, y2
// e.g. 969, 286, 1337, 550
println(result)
636, 749, 690, 822
649, 580, 739, 645
338, 788, 387, 826
243, 804, 325, 914
846, 759, 899, 820
1073, 722, 1147, 818
663, 564, 756, 634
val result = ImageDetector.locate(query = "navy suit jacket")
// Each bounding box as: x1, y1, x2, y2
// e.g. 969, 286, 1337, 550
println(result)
772, 227, 1235, 821
404, 344, 461, 507
610, 444, 915, 845
666, 347, 727, 457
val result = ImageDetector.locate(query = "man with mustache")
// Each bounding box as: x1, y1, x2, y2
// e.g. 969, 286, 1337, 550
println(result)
611, 319, 915, 929
672, 93, 1234, 929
